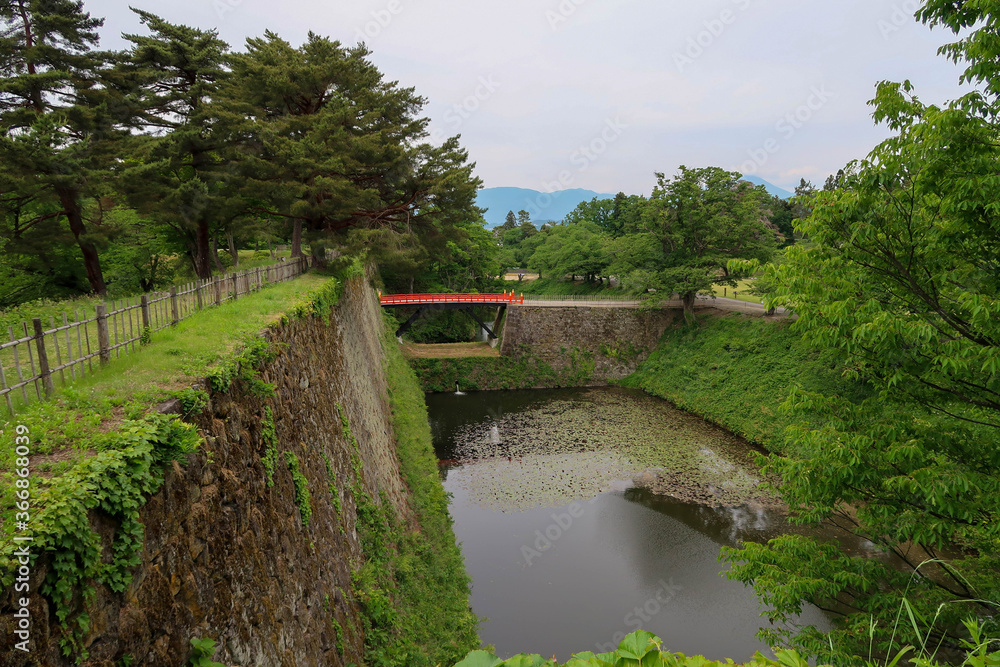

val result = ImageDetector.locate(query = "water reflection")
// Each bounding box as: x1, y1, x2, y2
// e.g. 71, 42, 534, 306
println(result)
428, 388, 839, 661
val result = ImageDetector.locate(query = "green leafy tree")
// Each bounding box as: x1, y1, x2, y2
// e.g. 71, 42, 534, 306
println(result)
724, 3, 1000, 661
0, 0, 121, 295
493, 210, 518, 243
618, 166, 778, 321
99, 207, 176, 292
564, 196, 614, 234
527, 221, 609, 282
791, 178, 816, 221
765, 195, 794, 248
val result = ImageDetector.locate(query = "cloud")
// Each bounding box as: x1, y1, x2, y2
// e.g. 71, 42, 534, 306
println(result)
86, 0, 971, 193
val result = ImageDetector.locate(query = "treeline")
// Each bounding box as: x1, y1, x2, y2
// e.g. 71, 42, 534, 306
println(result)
495, 169, 821, 320
0, 2, 492, 308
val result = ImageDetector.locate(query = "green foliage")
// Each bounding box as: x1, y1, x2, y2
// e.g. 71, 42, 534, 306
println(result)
455, 630, 831, 667
516, 277, 620, 296
173, 388, 209, 417
0, 413, 201, 661
188, 637, 225, 667
284, 450, 313, 528
404, 308, 478, 344
261, 406, 279, 487
599, 340, 644, 361
338, 322, 478, 666
321, 452, 345, 534
0, 0, 120, 296
205, 335, 280, 397
282, 271, 347, 324
528, 221, 611, 283
621, 313, 868, 451
610, 166, 779, 321
225, 31, 482, 270
722, 3, 1000, 661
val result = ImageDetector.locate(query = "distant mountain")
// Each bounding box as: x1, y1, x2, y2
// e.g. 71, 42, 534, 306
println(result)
476, 187, 617, 228
739, 175, 794, 200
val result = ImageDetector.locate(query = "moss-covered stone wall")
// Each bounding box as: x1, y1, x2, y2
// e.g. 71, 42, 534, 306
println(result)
1, 273, 465, 666
498, 305, 682, 382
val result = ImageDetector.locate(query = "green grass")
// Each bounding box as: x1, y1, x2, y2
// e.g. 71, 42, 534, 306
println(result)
347, 317, 479, 666
0, 249, 301, 330
0, 273, 330, 463
621, 312, 869, 453
709, 278, 764, 304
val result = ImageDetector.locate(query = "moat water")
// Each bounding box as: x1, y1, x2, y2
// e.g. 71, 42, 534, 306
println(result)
426, 387, 885, 661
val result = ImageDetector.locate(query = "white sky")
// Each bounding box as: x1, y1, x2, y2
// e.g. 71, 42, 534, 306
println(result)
83, 0, 969, 194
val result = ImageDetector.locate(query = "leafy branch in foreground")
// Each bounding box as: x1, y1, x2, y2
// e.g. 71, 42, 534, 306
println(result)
722, 1, 1000, 662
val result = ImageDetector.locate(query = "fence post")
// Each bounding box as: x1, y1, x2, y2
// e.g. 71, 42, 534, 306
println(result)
31, 319, 54, 397
232, 273, 239, 301
140, 295, 151, 341
196, 280, 203, 311
214, 276, 222, 306
170, 287, 179, 325
95, 305, 111, 366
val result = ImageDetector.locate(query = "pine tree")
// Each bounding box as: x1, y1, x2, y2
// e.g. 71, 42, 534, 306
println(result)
0, 0, 119, 295
118, 9, 235, 279
223, 31, 481, 269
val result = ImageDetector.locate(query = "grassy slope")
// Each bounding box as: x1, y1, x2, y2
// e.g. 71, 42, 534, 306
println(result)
621, 312, 868, 453
367, 321, 479, 666
1, 273, 331, 469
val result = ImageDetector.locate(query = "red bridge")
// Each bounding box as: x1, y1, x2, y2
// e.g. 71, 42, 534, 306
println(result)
379, 292, 522, 339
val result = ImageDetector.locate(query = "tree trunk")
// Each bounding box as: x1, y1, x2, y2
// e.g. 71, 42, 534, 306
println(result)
210, 236, 224, 274
291, 220, 303, 258
190, 221, 213, 279
268, 240, 275, 259
310, 244, 326, 270
226, 230, 239, 268
56, 187, 107, 295
682, 291, 697, 323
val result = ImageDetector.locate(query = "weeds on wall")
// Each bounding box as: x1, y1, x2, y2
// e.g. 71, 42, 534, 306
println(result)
325, 317, 478, 667
0, 413, 201, 661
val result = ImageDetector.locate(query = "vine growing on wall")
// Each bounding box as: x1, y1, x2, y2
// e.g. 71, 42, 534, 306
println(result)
0, 413, 201, 662
284, 451, 313, 527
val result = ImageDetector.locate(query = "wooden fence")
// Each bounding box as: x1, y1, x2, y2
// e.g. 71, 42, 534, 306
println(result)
0, 257, 310, 416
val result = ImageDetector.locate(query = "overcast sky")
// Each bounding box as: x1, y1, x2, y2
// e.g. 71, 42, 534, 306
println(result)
84, 0, 969, 195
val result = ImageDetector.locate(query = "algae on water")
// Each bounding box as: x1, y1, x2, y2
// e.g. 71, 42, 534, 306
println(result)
444, 388, 781, 512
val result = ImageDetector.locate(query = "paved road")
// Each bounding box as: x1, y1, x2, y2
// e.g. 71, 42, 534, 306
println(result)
519, 295, 790, 316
